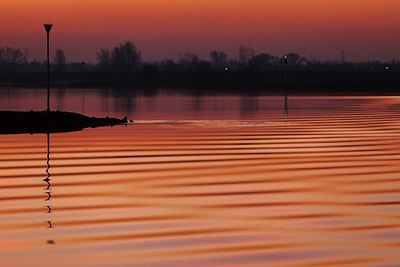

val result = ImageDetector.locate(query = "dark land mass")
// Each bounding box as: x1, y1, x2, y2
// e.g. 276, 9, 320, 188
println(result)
1, 71, 400, 94
0, 111, 129, 135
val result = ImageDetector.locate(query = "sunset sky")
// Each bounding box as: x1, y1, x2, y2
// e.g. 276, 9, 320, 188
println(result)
1, 0, 399, 63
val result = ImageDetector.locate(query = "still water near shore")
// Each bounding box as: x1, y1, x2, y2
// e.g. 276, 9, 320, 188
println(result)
1, 87, 400, 266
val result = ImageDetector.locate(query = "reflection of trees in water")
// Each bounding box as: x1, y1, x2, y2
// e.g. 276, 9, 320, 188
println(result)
240, 95, 258, 118
100, 90, 110, 114
191, 88, 211, 114
240, 92, 289, 119
113, 89, 137, 114
54, 88, 66, 110
35, 86, 138, 118
97, 88, 143, 115
81, 87, 85, 113
0, 87, 27, 110
192, 95, 202, 114
43, 133, 55, 245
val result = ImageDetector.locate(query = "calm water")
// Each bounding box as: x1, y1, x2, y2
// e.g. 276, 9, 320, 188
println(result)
1, 88, 400, 266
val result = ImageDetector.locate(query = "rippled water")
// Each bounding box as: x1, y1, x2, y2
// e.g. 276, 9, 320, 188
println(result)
1, 89, 400, 266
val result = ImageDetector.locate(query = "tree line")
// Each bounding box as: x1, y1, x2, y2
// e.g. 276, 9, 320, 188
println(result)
1, 41, 399, 74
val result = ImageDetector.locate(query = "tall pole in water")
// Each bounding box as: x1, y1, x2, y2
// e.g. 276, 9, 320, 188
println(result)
44, 24, 53, 112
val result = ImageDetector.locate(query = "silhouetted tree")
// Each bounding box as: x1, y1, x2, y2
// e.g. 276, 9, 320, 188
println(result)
210, 51, 227, 69
284, 53, 308, 65
141, 63, 159, 80
239, 45, 255, 67
110, 41, 142, 72
0, 47, 25, 72
54, 49, 66, 72
179, 52, 200, 71
159, 59, 182, 71
97, 48, 111, 71
196, 60, 211, 72
29, 59, 45, 72
251, 53, 279, 70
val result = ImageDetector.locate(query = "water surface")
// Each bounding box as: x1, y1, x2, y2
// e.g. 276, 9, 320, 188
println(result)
1, 88, 400, 266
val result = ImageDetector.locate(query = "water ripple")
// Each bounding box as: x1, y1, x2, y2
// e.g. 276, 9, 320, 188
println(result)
2, 96, 400, 266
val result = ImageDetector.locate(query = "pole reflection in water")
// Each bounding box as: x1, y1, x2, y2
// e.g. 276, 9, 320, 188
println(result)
284, 91, 289, 119
43, 132, 55, 245
240, 95, 258, 118
82, 87, 85, 113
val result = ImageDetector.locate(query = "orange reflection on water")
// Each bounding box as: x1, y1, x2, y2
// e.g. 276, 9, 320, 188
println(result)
1, 96, 400, 266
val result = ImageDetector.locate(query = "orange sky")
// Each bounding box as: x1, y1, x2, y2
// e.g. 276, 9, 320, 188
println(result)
1, 0, 399, 62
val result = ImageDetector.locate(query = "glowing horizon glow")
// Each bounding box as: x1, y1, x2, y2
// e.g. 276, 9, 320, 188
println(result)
1, 0, 399, 63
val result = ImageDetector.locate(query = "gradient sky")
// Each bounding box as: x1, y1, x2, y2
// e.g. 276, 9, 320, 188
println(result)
1, 0, 399, 63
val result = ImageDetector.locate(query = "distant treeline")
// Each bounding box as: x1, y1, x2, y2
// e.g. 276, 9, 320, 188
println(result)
1, 41, 399, 74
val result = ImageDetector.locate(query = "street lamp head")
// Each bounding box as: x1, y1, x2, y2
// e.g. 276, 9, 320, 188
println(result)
44, 24, 53, 33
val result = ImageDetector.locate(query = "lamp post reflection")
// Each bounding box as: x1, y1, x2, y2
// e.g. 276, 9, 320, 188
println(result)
82, 87, 85, 113
43, 132, 55, 245
284, 92, 288, 120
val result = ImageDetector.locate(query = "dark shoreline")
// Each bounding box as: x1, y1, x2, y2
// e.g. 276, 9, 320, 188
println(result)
1, 71, 400, 93
0, 111, 129, 135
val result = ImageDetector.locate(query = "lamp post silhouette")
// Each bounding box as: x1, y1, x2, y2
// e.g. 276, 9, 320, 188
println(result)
44, 24, 53, 112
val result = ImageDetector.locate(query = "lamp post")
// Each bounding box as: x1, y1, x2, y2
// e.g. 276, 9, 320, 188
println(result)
44, 24, 53, 112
